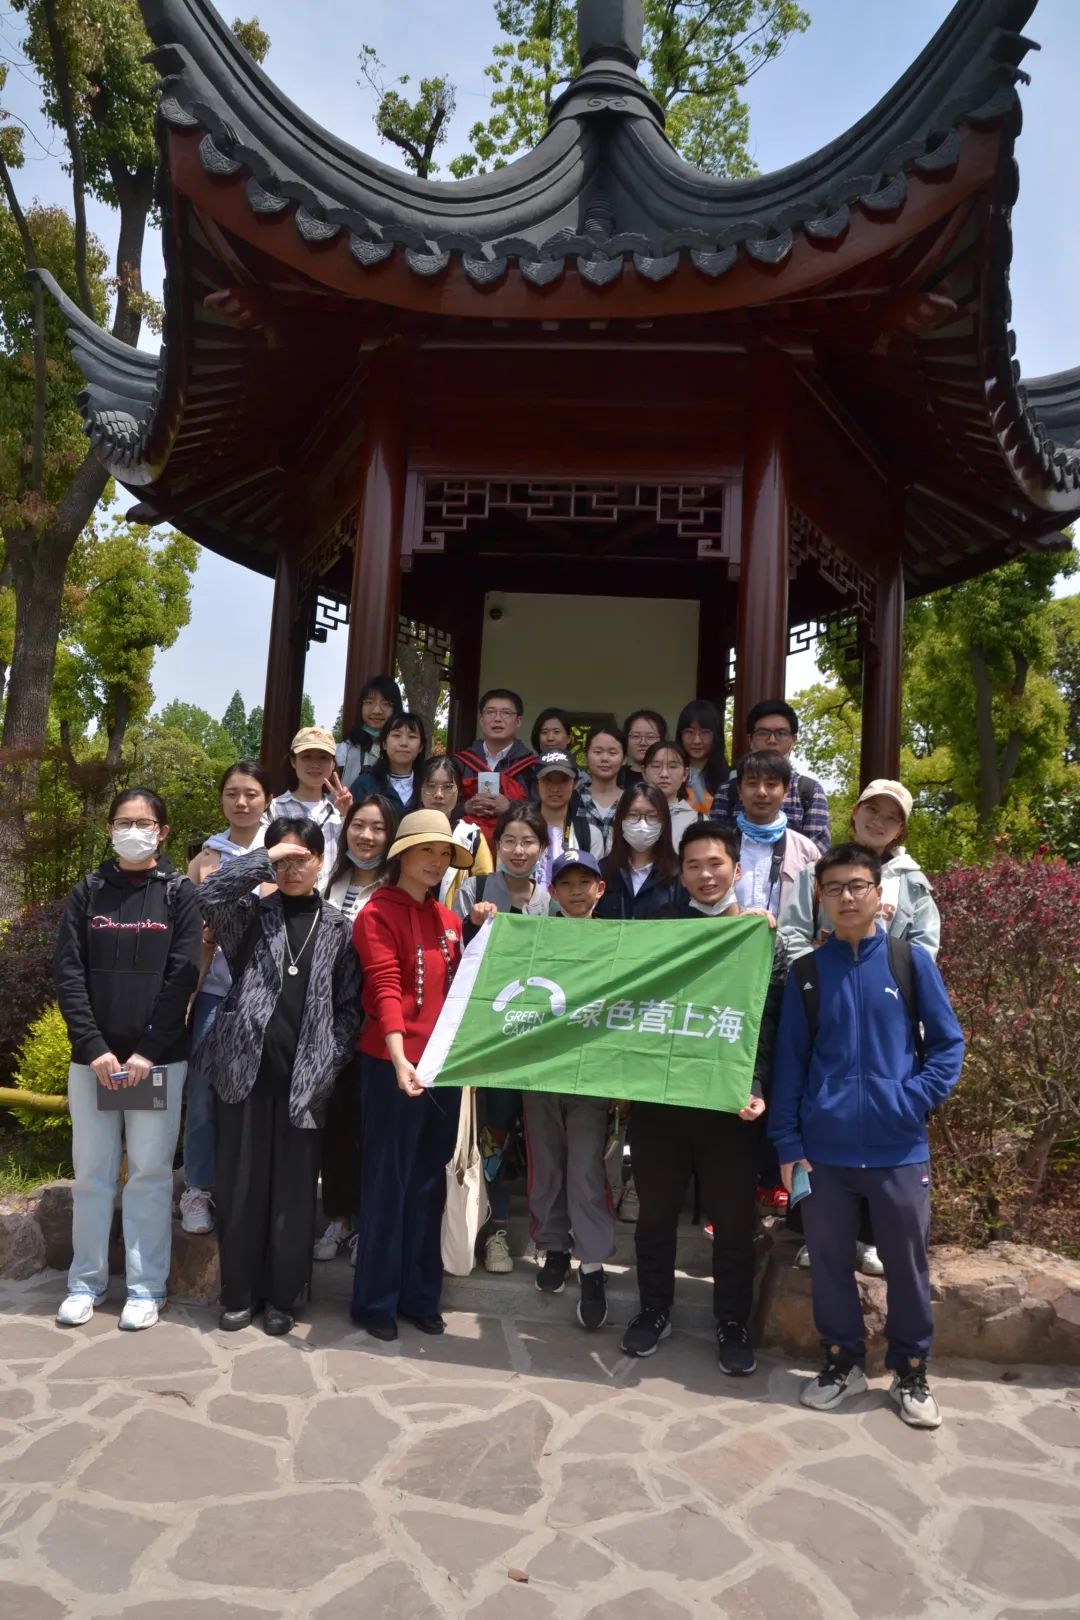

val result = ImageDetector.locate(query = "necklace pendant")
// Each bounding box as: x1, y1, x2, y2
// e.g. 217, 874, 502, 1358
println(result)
287, 964, 299, 977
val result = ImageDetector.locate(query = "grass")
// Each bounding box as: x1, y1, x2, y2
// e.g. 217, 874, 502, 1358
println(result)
0, 1130, 73, 1197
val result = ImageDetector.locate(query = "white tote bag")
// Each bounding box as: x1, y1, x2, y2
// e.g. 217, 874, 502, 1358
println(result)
442, 1087, 490, 1276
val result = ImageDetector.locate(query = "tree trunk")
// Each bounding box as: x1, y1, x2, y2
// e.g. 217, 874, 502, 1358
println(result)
395, 638, 442, 738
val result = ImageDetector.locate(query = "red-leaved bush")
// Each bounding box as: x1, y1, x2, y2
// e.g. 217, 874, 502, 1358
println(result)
0, 899, 67, 1084
933, 859, 1080, 1252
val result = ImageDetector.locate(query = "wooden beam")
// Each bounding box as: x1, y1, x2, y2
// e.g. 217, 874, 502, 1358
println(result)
861, 511, 905, 786
260, 542, 307, 782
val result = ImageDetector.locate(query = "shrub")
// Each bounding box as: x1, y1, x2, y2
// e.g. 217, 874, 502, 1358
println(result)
0, 898, 67, 1081
10, 1003, 72, 1135
933, 858, 1080, 1251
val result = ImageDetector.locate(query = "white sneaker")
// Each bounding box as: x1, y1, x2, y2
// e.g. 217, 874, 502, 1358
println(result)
618, 1179, 640, 1223
313, 1219, 349, 1261
800, 1360, 869, 1411
856, 1242, 885, 1277
56, 1293, 103, 1327
796, 1245, 811, 1269
890, 1366, 941, 1429
484, 1230, 514, 1274
179, 1186, 214, 1235
119, 1298, 160, 1332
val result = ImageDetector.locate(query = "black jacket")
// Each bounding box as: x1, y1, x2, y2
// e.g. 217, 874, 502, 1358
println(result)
595, 866, 681, 921
53, 857, 203, 1065
194, 849, 363, 1128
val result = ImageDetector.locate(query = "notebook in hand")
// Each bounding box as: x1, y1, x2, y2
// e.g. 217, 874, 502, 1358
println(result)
96, 1066, 169, 1111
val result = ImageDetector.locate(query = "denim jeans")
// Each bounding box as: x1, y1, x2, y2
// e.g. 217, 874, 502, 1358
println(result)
183, 991, 224, 1191
66, 1060, 185, 1302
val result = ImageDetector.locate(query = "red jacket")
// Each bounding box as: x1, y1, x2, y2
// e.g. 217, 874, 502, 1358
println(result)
352, 885, 461, 1062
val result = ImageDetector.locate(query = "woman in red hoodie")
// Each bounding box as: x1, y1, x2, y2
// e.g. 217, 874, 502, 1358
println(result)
350, 809, 473, 1339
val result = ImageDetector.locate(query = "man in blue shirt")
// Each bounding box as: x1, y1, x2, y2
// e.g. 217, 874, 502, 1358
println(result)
770, 843, 965, 1429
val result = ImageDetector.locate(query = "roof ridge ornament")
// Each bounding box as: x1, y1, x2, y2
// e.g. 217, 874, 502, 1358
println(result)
578, 0, 644, 68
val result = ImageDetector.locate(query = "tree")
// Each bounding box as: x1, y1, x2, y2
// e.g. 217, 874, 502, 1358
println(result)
299, 692, 316, 730
157, 702, 234, 762
221, 689, 249, 753
50, 519, 200, 776
0, 5, 268, 755
1048, 592, 1080, 764
362, 2, 809, 183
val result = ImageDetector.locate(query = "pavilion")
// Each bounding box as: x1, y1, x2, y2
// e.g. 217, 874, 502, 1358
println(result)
41, 0, 1080, 776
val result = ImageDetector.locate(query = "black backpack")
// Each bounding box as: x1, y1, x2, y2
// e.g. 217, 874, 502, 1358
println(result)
797, 934, 926, 1065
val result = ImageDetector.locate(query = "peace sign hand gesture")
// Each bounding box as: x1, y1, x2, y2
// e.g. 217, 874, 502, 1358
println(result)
327, 768, 352, 817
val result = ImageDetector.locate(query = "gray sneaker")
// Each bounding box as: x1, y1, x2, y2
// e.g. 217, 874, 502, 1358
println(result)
889, 1364, 941, 1429
800, 1359, 868, 1411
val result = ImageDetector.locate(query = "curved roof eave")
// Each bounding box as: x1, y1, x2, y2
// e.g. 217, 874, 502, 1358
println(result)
143, 0, 1039, 284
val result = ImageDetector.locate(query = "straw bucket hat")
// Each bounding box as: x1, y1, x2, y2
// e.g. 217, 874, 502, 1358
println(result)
388, 809, 474, 869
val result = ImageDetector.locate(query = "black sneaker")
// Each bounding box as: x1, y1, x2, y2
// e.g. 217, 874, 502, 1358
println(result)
576, 1269, 608, 1330
621, 1306, 672, 1358
536, 1250, 571, 1293
716, 1319, 757, 1377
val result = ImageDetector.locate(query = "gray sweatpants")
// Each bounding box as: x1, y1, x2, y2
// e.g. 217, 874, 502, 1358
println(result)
523, 1092, 615, 1264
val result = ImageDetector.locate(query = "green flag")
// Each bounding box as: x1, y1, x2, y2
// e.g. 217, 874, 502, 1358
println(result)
417, 914, 775, 1113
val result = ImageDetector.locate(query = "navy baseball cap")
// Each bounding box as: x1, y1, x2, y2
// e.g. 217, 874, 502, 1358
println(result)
551, 850, 602, 882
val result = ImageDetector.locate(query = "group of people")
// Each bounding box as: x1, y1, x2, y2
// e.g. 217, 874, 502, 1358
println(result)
51, 674, 963, 1431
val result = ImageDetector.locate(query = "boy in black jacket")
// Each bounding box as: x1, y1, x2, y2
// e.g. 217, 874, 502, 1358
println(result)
622, 823, 786, 1374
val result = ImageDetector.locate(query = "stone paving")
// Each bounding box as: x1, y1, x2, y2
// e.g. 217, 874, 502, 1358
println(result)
1, 1270, 1079, 1619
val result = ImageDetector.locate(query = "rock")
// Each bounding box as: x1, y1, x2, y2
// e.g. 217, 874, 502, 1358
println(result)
756, 1237, 1080, 1369
387, 1398, 551, 1514
38, 1500, 165, 1594
29, 1182, 74, 1271
167, 1224, 220, 1305
0, 1198, 47, 1281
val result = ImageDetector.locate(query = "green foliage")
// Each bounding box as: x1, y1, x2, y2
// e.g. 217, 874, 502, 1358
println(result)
0, 1133, 73, 1194
219, 689, 263, 757
231, 15, 270, 62
299, 692, 316, 730
10, 1001, 71, 1135
52, 521, 199, 749
1048, 592, 1080, 763
122, 720, 228, 865
158, 702, 234, 762
358, 46, 456, 177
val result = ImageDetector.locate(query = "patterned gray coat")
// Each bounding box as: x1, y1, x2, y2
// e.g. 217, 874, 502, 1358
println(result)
194, 849, 362, 1128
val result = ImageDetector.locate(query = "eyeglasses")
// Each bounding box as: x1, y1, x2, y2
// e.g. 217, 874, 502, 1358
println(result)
751, 727, 793, 742
499, 837, 542, 852
111, 818, 159, 831
819, 879, 876, 899
273, 855, 317, 873
482, 707, 518, 721
628, 731, 659, 744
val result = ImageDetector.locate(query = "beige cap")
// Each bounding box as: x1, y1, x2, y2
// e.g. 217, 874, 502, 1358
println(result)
855, 779, 913, 821
290, 726, 336, 757
388, 809, 474, 869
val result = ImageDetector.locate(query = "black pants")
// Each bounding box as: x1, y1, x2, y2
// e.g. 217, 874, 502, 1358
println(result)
215, 1089, 320, 1313
629, 1102, 760, 1325
320, 1056, 361, 1222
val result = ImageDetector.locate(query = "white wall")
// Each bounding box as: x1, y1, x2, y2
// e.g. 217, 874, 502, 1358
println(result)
478, 592, 700, 734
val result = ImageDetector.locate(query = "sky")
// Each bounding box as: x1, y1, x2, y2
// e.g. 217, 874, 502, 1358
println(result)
3, 0, 1078, 732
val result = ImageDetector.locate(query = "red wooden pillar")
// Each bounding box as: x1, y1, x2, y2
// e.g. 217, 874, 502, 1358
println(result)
734, 347, 790, 744
447, 588, 485, 755
260, 544, 307, 778
860, 539, 905, 786
342, 350, 407, 730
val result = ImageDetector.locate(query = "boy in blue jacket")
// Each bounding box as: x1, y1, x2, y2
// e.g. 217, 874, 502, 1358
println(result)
770, 843, 964, 1429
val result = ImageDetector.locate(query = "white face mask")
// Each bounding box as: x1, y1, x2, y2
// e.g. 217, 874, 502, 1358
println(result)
622, 818, 662, 852
112, 826, 160, 863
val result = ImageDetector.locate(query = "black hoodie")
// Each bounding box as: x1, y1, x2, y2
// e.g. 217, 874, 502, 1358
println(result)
53, 856, 203, 1066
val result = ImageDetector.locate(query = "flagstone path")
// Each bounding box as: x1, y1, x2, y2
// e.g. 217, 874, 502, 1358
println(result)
1, 1269, 1078, 1619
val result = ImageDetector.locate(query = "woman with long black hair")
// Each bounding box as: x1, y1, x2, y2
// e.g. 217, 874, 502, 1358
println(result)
416, 753, 494, 911
313, 792, 399, 1263
595, 782, 681, 921
336, 674, 404, 787
347, 712, 427, 813
195, 817, 362, 1334
53, 788, 203, 1331
676, 700, 727, 815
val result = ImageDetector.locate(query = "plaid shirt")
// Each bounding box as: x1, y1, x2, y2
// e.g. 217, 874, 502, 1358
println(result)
710, 770, 832, 854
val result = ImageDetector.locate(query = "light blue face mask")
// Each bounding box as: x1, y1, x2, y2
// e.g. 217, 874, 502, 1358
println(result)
347, 851, 384, 871
498, 859, 539, 879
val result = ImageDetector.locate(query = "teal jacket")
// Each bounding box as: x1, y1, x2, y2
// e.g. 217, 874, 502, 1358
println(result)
778, 848, 940, 963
